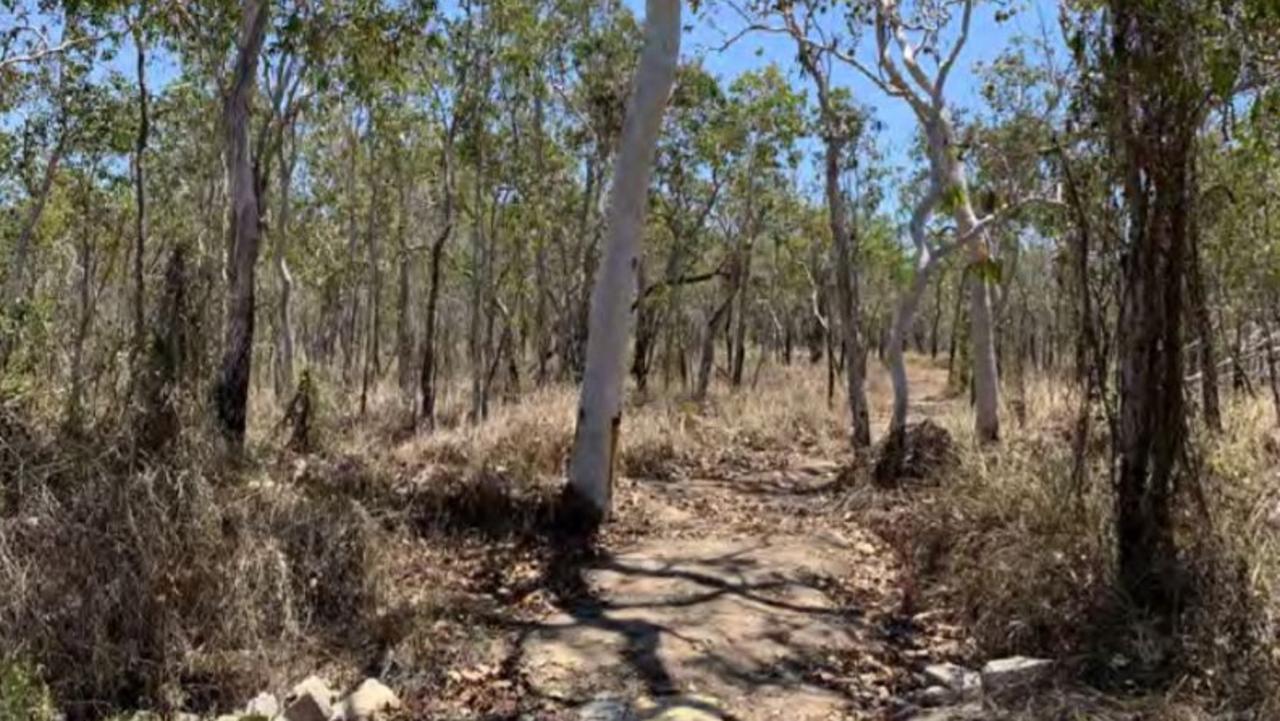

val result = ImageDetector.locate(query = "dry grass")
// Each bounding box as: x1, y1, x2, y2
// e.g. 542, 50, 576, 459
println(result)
8, 355, 1279, 719
887, 370, 1280, 716
0, 407, 393, 718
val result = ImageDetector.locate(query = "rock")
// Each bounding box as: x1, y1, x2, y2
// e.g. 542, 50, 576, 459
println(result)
637, 697, 726, 721
922, 662, 979, 698
915, 686, 953, 708
577, 696, 633, 721
642, 707, 723, 721
980, 656, 1053, 695
284, 675, 337, 721
908, 702, 985, 720
339, 678, 401, 721
244, 692, 279, 719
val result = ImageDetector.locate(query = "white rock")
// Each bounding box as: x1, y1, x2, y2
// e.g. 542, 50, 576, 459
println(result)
979, 656, 1054, 694
916, 685, 953, 707
577, 696, 632, 721
339, 678, 401, 721
244, 692, 279, 719
922, 662, 980, 697
284, 675, 336, 721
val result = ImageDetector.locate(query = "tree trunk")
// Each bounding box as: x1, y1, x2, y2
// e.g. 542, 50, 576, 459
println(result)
212, 0, 269, 447
1263, 313, 1280, 428
1110, 1, 1193, 611
941, 146, 1000, 443
1187, 174, 1220, 431
695, 291, 734, 402
419, 142, 454, 430
274, 124, 299, 398
887, 254, 944, 436
566, 0, 680, 523
822, 138, 872, 449
129, 17, 149, 416
468, 143, 486, 423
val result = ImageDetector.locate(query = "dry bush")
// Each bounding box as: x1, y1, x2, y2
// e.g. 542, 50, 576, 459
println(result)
0, 419, 392, 719
398, 385, 576, 480
893, 381, 1280, 715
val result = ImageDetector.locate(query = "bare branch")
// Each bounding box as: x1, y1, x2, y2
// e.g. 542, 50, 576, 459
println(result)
934, 0, 974, 99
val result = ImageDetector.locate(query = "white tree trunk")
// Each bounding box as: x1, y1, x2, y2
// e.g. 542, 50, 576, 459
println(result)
939, 144, 1000, 442
567, 0, 680, 519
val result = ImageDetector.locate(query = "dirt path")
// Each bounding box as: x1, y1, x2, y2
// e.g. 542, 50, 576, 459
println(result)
515, 361, 965, 720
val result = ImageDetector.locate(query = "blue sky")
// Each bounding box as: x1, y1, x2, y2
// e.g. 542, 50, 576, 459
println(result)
644, 0, 1066, 201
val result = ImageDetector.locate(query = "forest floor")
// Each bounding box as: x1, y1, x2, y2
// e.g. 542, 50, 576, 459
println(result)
19, 353, 1264, 720
371, 359, 991, 721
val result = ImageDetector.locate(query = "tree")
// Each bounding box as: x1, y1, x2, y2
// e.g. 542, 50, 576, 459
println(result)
771, 0, 874, 449
565, 0, 681, 523
211, 0, 269, 447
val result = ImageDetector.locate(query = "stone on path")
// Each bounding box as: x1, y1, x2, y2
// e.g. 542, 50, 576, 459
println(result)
922, 663, 979, 698
283, 675, 336, 721
980, 656, 1053, 695
338, 678, 401, 721
244, 691, 279, 718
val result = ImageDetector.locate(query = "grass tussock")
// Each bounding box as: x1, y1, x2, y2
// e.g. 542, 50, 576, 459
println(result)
895, 374, 1280, 715
0, 405, 393, 718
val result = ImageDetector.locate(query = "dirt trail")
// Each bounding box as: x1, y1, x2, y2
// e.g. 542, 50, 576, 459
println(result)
517, 361, 964, 720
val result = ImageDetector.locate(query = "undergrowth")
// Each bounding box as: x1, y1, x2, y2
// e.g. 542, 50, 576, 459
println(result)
892, 374, 1280, 717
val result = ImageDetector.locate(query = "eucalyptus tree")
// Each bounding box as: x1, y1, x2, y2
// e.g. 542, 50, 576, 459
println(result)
752, 0, 875, 448
566, 0, 681, 524
211, 0, 269, 447
1070, 0, 1279, 609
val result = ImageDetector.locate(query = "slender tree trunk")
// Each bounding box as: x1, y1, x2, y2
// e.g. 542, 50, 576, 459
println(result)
274, 124, 299, 398
566, 0, 680, 522
941, 147, 1000, 443
468, 143, 486, 423
341, 119, 362, 385
886, 176, 944, 439
129, 17, 149, 415
1187, 172, 1220, 431
419, 141, 454, 429
822, 138, 872, 449
929, 272, 944, 359
212, 0, 269, 447
695, 291, 733, 402
1263, 313, 1280, 428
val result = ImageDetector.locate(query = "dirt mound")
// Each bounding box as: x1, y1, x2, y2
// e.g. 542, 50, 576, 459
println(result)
873, 420, 958, 487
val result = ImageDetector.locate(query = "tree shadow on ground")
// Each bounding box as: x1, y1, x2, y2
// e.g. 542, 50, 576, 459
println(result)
485, 534, 881, 719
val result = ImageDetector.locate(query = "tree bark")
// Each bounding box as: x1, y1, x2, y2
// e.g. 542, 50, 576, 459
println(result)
695, 290, 734, 402
129, 15, 149, 414
1109, 0, 1194, 611
566, 0, 680, 522
419, 141, 455, 430
274, 121, 298, 399
212, 0, 269, 447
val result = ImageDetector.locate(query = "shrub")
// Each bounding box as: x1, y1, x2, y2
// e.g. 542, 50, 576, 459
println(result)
0, 658, 55, 721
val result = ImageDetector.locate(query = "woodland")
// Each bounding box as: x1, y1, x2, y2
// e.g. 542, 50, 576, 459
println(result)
2, 0, 1280, 719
